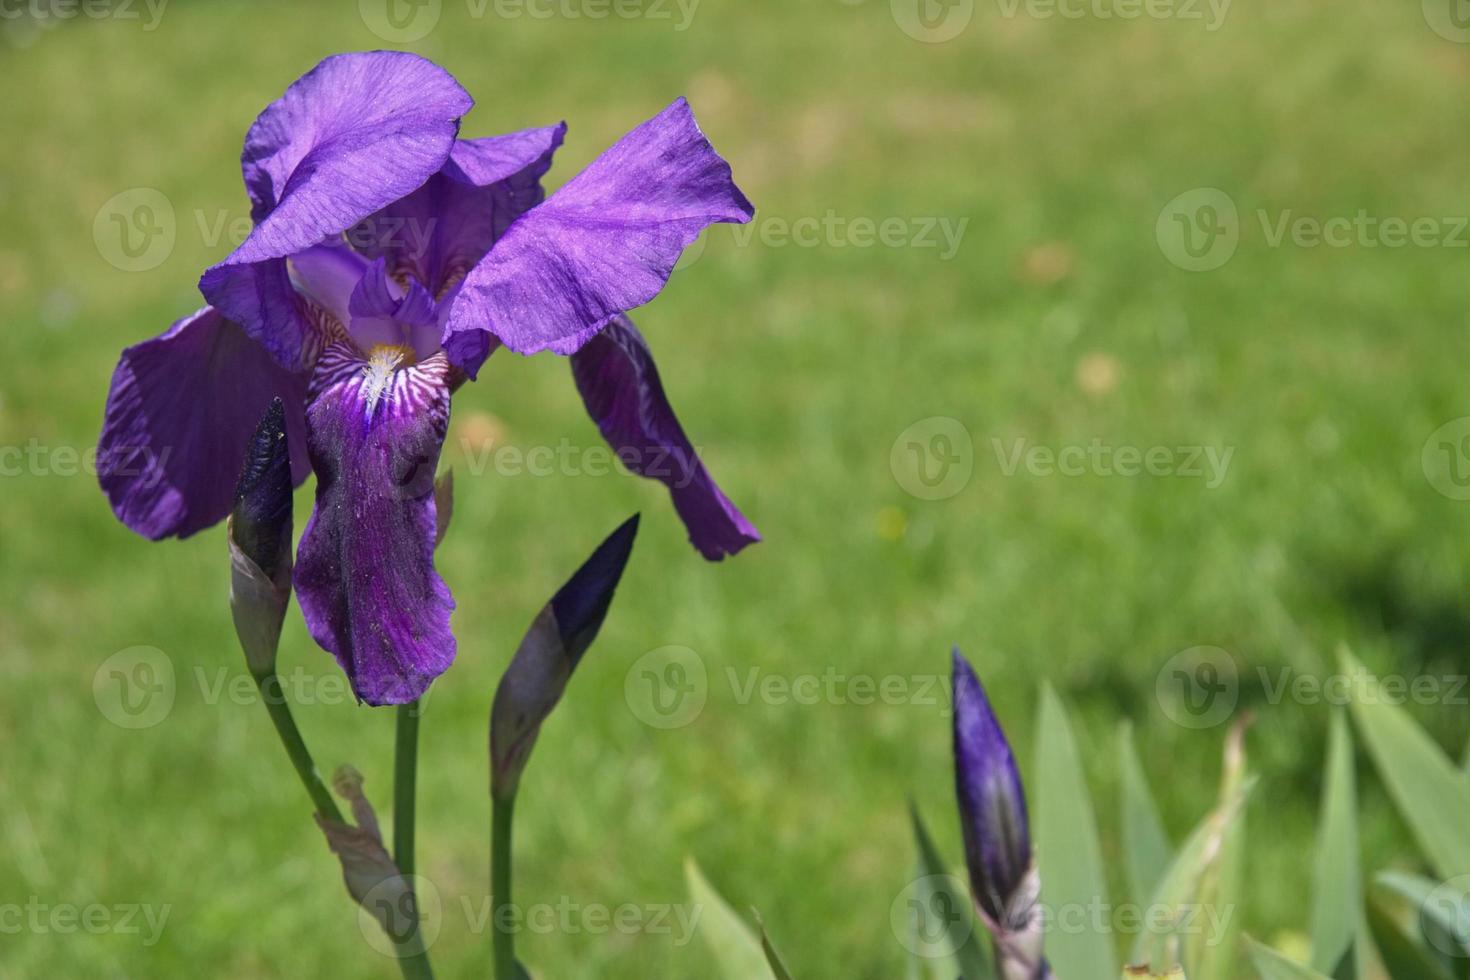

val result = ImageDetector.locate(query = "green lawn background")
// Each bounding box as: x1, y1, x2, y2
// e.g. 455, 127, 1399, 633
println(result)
3, 0, 1470, 976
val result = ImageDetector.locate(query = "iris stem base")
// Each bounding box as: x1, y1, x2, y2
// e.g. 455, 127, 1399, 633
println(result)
493, 793, 517, 979
394, 699, 434, 980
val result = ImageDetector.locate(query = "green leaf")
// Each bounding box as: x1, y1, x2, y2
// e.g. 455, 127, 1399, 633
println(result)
1364, 887, 1453, 980
1309, 710, 1360, 974
1120, 722, 1174, 904
1036, 684, 1115, 980
1130, 730, 1254, 976
1188, 722, 1248, 980
1376, 870, 1470, 961
1354, 912, 1389, 980
908, 806, 996, 979
1342, 650, 1470, 880
684, 858, 775, 980
752, 910, 796, 980
1246, 936, 1334, 979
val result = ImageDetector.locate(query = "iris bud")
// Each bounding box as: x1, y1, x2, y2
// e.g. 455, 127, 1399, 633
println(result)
490, 514, 639, 799
228, 399, 294, 676
231, 399, 293, 578
952, 649, 1046, 979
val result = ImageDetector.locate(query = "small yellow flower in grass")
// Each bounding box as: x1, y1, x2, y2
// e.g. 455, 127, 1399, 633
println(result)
1076, 351, 1121, 396
875, 506, 907, 541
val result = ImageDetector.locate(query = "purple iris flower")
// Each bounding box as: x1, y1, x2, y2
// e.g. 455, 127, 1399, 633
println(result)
98, 51, 759, 706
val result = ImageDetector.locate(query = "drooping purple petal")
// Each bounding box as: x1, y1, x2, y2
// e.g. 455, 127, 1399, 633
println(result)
444, 98, 753, 360
570, 315, 758, 560
293, 341, 456, 706
351, 124, 566, 307
952, 649, 1032, 926
98, 307, 310, 540
200, 51, 472, 371
199, 257, 319, 372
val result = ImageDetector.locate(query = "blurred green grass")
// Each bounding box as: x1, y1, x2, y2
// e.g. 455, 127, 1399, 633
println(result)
3, 0, 1470, 976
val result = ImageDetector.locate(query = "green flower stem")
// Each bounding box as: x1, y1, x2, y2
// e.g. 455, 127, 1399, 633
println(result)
394, 922, 435, 980
395, 700, 422, 876
492, 792, 517, 980
394, 699, 434, 980
252, 670, 342, 823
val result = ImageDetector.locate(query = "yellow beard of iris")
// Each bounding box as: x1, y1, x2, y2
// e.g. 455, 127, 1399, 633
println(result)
361, 343, 415, 420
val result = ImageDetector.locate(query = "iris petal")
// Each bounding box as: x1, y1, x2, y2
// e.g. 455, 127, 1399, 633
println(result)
98, 307, 310, 540
293, 341, 456, 706
570, 315, 759, 560
201, 52, 472, 372
444, 98, 753, 361
289, 243, 371, 328
351, 124, 566, 312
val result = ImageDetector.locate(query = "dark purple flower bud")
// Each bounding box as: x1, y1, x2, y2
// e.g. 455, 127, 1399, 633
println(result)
228, 399, 294, 676
953, 649, 1032, 926
491, 515, 639, 798
549, 513, 640, 666
231, 398, 293, 579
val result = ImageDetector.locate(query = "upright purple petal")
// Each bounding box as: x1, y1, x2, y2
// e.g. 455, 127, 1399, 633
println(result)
201, 52, 473, 371
290, 242, 372, 327
99, 307, 310, 540
444, 98, 753, 359
236, 51, 472, 255
351, 124, 566, 305
346, 257, 440, 358
570, 315, 758, 560
952, 649, 1032, 927
293, 341, 456, 706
